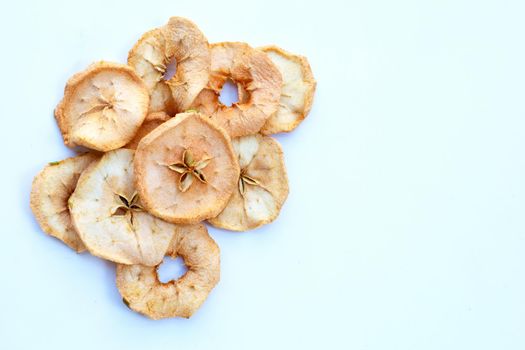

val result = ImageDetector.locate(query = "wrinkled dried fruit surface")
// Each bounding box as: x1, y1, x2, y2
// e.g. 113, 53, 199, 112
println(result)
190, 42, 282, 138
116, 223, 220, 320
259, 46, 316, 134
134, 112, 239, 224
126, 112, 170, 149
208, 134, 289, 231
128, 17, 210, 114
30, 153, 98, 252
55, 61, 150, 152
69, 149, 176, 266
30, 15, 313, 320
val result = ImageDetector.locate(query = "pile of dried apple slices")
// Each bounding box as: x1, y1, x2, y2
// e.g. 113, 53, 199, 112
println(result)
30, 16, 315, 320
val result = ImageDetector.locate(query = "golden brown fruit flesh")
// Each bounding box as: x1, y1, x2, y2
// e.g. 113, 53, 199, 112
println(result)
30, 153, 98, 252
68, 149, 176, 266
258, 46, 316, 134
116, 223, 220, 320
190, 42, 282, 138
126, 111, 171, 150
128, 17, 210, 115
55, 61, 150, 152
134, 111, 240, 224
208, 134, 289, 231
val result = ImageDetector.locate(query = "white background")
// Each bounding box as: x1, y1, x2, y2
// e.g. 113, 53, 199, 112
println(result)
1, 0, 525, 349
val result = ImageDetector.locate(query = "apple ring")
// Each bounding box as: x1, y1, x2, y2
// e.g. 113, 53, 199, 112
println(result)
191, 42, 282, 137
116, 223, 220, 319
128, 17, 210, 114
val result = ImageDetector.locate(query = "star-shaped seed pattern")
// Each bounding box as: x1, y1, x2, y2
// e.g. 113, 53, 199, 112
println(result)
238, 168, 262, 197
79, 95, 120, 119
111, 191, 143, 226
167, 149, 211, 192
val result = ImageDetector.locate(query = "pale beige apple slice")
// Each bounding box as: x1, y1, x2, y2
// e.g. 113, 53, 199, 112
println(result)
258, 45, 316, 134
55, 61, 149, 152
30, 153, 98, 252
128, 17, 210, 114
208, 134, 289, 231
117, 223, 220, 320
68, 149, 176, 266
190, 42, 282, 137
134, 111, 239, 224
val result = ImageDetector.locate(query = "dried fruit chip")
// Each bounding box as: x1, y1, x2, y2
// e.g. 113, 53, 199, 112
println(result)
116, 223, 220, 319
55, 61, 150, 152
30, 153, 98, 252
126, 111, 170, 149
208, 134, 289, 231
134, 111, 239, 224
127, 29, 176, 114
190, 42, 282, 138
69, 149, 176, 266
259, 46, 316, 134
128, 17, 210, 114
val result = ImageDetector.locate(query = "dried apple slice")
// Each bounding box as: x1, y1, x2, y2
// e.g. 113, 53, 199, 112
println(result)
126, 111, 170, 149
55, 61, 150, 152
68, 149, 176, 266
208, 134, 289, 231
190, 42, 282, 138
128, 17, 210, 114
30, 153, 98, 252
116, 223, 220, 319
127, 29, 176, 114
258, 46, 316, 134
134, 111, 239, 224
